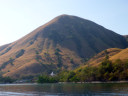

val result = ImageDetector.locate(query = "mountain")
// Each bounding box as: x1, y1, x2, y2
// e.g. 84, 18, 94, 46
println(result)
124, 35, 128, 42
0, 14, 127, 78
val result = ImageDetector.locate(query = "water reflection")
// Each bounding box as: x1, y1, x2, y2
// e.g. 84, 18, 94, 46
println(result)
0, 83, 128, 95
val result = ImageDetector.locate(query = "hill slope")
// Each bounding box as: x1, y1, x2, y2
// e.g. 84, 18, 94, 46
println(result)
86, 48, 122, 66
0, 14, 127, 78
110, 48, 128, 61
62, 48, 128, 82
124, 35, 128, 42
85, 48, 128, 67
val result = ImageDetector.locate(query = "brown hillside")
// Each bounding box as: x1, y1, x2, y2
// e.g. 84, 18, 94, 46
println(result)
85, 48, 128, 67
87, 48, 122, 66
0, 14, 127, 78
110, 48, 128, 61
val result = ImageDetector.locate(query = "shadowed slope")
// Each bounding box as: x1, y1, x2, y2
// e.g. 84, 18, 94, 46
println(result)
124, 35, 128, 42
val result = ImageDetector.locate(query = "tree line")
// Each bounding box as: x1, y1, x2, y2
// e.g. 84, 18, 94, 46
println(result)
37, 58, 128, 83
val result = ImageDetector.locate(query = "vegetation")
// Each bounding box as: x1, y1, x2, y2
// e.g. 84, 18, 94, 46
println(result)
16, 49, 25, 58
57, 59, 128, 82
29, 40, 34, 45
35, 54, 43, 62
0, 58, 14, 70
55, 48, 63, 67
0, 47, 12, 56
37, 58, 128, 83
36, 45, 128, 83
37, 75, 58, 83
44, 52, 53, 62
0, 76, 14, 83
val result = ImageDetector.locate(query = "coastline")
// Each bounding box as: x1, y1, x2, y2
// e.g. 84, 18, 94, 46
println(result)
59, 81, 128, 84
1, 80, 128, 84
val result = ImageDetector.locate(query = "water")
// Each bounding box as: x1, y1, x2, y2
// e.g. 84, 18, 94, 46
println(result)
0, 83, 128, 96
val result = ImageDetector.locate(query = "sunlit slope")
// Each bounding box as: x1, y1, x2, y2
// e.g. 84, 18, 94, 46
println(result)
85, 48, 128, 67
0, 14, 127, 78
87, 48, 122, 66
110, 48, 128, 61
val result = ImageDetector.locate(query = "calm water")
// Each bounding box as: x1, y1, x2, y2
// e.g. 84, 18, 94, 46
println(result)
0, 83, 128, 96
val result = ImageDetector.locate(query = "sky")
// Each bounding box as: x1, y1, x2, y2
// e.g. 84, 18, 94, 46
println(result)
0, 0, 128, 46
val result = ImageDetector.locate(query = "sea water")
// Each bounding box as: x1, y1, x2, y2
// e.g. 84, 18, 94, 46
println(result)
0, 83, 128, 96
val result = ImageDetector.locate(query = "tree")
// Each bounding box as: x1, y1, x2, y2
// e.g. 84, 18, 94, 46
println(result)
54, 48, 63, 67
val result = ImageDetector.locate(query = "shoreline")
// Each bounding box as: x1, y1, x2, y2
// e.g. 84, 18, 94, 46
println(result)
1, 81, 128, 84
59, 81, 128, 84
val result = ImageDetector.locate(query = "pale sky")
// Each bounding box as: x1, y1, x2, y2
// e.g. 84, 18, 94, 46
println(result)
0, 0, 128, 46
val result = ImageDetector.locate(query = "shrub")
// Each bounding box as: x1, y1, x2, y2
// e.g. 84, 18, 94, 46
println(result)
16, 49, 25, 58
